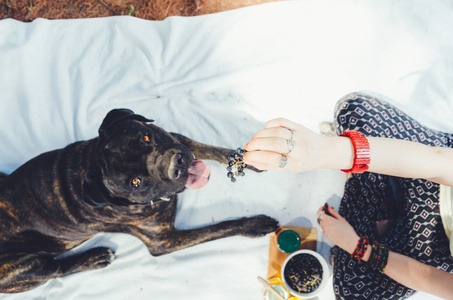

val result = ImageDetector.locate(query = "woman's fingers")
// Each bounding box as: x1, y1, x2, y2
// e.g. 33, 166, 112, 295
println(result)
316, 206, 324, 215
243, 151, 295, 171
245, 137, 290, 153
326, 205, 342, 220
252, 126, 293, 140
316, 205, 341, 226
244, 118, 323, 173
265, 118, 301, 130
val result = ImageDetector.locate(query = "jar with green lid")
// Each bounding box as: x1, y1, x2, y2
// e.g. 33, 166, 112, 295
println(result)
276, 229, 301, 254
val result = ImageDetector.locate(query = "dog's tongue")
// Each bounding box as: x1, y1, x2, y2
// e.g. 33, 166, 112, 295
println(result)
185, 160, 210, 190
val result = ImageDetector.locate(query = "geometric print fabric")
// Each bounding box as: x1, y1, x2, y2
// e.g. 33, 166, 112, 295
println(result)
331, 92, 453, 299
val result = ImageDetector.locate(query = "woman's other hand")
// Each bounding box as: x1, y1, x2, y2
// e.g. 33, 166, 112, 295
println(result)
316, 205, 359, 255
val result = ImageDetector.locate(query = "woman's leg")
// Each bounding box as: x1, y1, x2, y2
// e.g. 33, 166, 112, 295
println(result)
331, 92, 453, 299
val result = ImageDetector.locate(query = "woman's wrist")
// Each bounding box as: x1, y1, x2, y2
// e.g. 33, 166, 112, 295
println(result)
319, 136, 354, 170
343, 232, 372, 262
347, 236, 383, 265
341, 232, 361, 255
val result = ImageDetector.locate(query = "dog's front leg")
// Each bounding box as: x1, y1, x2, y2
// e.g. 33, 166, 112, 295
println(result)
170, 133, 232, 164
170, 133, 262, 172
131, 215, 278, 256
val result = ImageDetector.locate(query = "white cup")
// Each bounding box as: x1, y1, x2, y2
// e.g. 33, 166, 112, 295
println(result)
280, 249, 330, 298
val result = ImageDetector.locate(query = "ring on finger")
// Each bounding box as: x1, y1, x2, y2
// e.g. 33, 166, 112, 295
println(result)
287, 138, 295, 154
285, 127, 294, 140
317, 211, 324, 224
279, 155, 288, 168
284, 128, 294, 154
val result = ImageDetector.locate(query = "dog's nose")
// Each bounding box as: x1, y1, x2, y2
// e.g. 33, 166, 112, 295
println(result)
168, 153, 186, 180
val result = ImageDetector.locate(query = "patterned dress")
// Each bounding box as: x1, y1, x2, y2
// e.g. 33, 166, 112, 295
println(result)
332, 92, 453, 299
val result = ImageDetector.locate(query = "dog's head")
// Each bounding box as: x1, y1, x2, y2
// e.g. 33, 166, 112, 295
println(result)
83, 109, 209, 207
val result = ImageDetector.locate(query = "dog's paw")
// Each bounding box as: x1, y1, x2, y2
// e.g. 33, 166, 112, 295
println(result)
240, 215, 279, 238
85, 247, 116, 270
59, 247, 116, 275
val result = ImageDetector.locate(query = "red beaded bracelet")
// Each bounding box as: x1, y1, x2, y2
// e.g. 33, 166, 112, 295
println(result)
352, 234, 369, 261
340, 130, 370, 174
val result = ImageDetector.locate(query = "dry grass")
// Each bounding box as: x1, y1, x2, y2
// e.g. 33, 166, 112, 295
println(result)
1, 0, 282, 21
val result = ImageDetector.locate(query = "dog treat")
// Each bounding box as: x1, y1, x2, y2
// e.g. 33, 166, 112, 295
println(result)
226, 148, 247, 182
284, 253, 323, 294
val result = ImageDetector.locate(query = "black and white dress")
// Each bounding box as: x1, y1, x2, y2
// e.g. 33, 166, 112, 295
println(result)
332, 92, 453, 299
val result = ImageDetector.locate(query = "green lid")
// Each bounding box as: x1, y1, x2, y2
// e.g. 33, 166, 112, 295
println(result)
277, 230, 301, 254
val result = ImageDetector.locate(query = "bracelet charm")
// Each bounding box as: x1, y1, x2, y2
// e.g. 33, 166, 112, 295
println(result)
226, 148, 247, 182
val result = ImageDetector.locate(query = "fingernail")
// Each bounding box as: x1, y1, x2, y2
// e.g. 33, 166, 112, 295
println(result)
324, 203, 332, 216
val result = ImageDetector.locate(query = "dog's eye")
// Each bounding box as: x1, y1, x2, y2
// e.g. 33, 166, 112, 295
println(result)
142, 134, 151, 144
131, 177, 142, 188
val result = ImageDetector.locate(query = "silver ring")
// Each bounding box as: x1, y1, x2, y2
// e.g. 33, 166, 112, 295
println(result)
286, 128, 294, 139
279, 155, 287, 168
287, 139, 294, 154
285, 128, 294, 154
317, 211, 324, 224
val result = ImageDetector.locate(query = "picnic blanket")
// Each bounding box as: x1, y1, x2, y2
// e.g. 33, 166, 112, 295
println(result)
1, 0, 452, 299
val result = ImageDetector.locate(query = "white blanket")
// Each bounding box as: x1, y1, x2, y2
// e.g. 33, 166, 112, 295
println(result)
1, 0, 452, 299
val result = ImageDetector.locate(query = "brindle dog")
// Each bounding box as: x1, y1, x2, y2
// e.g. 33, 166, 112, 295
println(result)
0, 109, 278, 293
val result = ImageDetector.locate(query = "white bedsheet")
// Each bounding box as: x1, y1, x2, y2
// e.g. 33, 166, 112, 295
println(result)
1, 0, 452, 299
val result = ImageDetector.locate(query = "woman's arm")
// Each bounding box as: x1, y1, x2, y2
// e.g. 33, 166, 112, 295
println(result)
385, 251, 453, 299
244, 118, 453, 186
366, 137, 453, 186
318, 206, 453, 299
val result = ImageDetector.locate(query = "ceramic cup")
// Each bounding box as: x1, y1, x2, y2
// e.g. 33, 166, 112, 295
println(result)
280, 249, 329, 298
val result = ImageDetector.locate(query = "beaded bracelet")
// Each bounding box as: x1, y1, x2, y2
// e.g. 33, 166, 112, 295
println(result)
226, 148, 248, 182
368, 241, 389, 273
351, 234, 369, 261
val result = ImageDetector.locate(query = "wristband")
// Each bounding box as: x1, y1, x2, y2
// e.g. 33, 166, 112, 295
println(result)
351, 234, 369, 261
340, 130, 370, 173
368, 241, 389, 273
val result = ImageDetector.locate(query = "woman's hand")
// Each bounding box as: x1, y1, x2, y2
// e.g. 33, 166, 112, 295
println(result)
316, 205, 359, 255
244, 118, 351, 172
318, 208, 453, 298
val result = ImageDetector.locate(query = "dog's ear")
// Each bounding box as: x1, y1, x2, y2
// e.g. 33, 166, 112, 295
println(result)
99, 109, 154, 136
